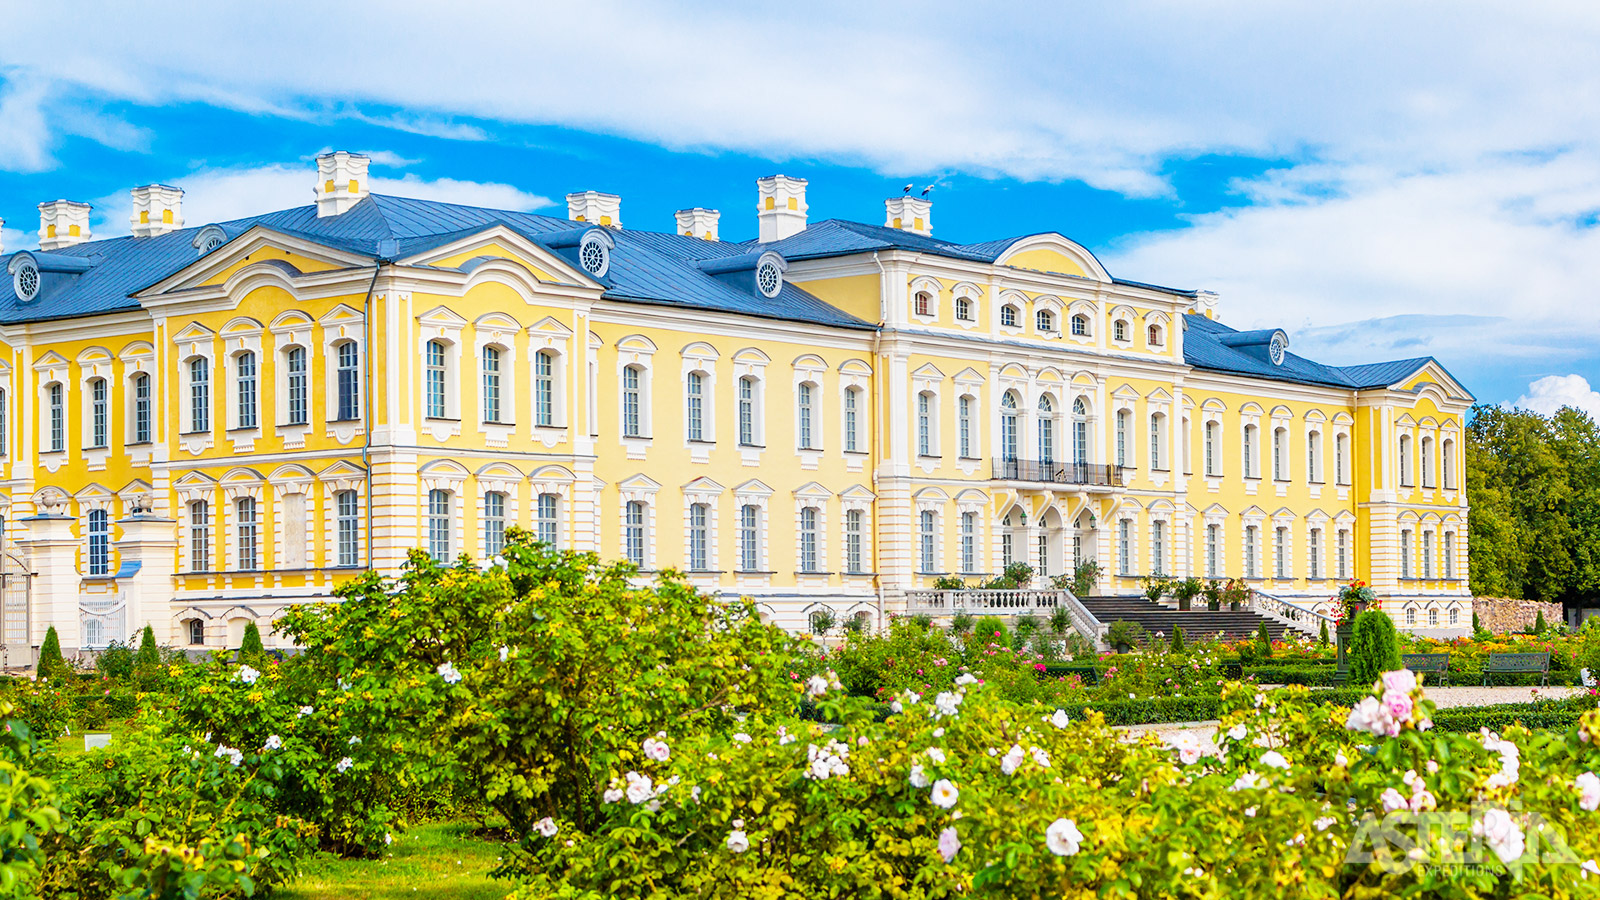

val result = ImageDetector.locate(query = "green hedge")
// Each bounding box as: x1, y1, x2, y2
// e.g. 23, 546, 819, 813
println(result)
1241, 665, 1339, 686
1431, 697, 1593, 732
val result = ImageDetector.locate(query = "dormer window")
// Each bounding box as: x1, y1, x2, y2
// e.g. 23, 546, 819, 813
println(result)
11, 255, 39, 302
1113, 319, 1129, 342
579, 230, 611, 277
755, 257, 783, 297
1035, 309, 1055, 333
1147, 324, 1164, 347
1070, 314, 1089, 337
914, 291, 933, 317
1000, 304, 1020, 328
955, 296, 972, 321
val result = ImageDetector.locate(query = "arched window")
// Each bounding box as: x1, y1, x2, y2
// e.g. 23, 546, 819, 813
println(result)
738, 376, 759, 446
424, 340, 447, 419
236, 497, 258, 571
1421, 436, 1435, 488
1113, 320, 1129, 342
188, 359, 210, 433
688, 502, 709, 570
799, 506, 819, 572
1000, 391, 1019, 462
86, 509, 110, 576
919, 510, 938, 573
686, 371, 705, 441
537, 493, 560, 547
132, 374, 151, 443
481, 346, 502, 424
954, 296, 972, 321
1070, 314, 1089, 337
1449, 607, 1459, 625
845, 386, 862, 453
234, 353, 256, 430
188, 619, 205, 646
189, 500, 210, 573
1443, 438, 1456, 490
428, 489, 452, 562
87, 377, 108, 448
1398, 435, 1413, 487
287, 346, 309, 424
1147, 324, 1164, 347
1036, 309, 1055, 333
1072, 398, 1089, 465
1000, 304, 1020, 328
738, 504, 760, 571
914, 291, 932, 317
1037, 395, 1055, 465
336, 490, 360, 567
622, 365, 643, 437
335, 341, 360, 421
797, 382, 817, 450
535, 350, 556, 427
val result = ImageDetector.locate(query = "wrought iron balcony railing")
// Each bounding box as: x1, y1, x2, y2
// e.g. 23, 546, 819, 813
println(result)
991, 459, 1125, 487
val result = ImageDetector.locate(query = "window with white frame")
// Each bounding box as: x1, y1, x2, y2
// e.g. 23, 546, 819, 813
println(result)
46, 382, 64, 451
688, 502, 709, 570
1149, 413, 1164, 470
845, 508, 864, 573
1000, 304, 1020, 328
1204, 421, 1219, 476
1444, 531, 1455, 579
482, 347, 503, 423
955, 296, 972, 321
1115, 410, 1130, 467
1337, 529, 1349, 580
1449, 607, 1459, 625
535, 350, 557, 427
1036, 308, 1055, 333
87, 509, 110, 576
1400, 528, 1413, 578
1206, 523, 1220, 576
1070, 314, 1089, 337
1038, 533, 1048, 578
425, 340, 448, 419
919, 510, 938, 573
1307, 430, 1321, 482
1421, 436, 1435, 488
1398, 435, 1413, 487
1335, 433, 1349, 485
1118, 519, 1131, 575
1151, 520, 1165, 575
799, 507, 820, 572
1113, 319, 1129, 342
188, 619, 205, 646
1037, 395, 1055, 465
845, 387, 862, 453
738, 376, 760, 446
235, 353, 257, 430
958, 394, 973, 458
1308, 528, 1322, 579
189, 500, 210, 572
1000, 391, 1019, 461
960, 511, 977, 573
484, 491, 508, 557
914, 291, 932, 317
1443, 439, 1456, 489
428, 489, 452, 562
336, 490, 360, 567
1072, 398, 1090, 464
1272, 427, 1287, 481
132, 373, 152, 440
1147, 324, 1164, 347
0, 388, 9, 456
236, 497, 259, 571
917, 391, 934, 457
88, 377, 108, 448
335, 341, 360, 421
537, 493, 559, 547
287, 346, 309, 425
1422, 530, 1434, 579
624, 500, 649, 568
798, 382, 818, 450
1244, 525, 1259, 578
686, 371, 706, 441
738, 504, 760, 571
1243, 424, 1258, 478
1428, 607, 1438, 626
1406, 607, 1416, 626
622, 365, 644, 437
189, 359, 211, 433
1274, 526, 1287, 579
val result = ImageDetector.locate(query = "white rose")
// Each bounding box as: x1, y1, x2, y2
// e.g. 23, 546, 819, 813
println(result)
534, 817, 558, 837
1577, 772, 1600, 812
726, 829, 750, 853
930, 779, 959, 809
1045, 818, 1083, 856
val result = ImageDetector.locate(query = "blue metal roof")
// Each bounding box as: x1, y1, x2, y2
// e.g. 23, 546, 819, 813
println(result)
1182, 313, 1463, 394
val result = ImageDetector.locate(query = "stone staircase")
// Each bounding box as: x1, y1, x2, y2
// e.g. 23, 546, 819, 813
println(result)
1079, 595, 1290, 643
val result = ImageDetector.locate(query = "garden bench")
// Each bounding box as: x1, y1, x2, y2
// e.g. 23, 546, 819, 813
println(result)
1482, 652, 1550, 687
1401, 653, 1450, 686
1056, 665, 1101, 686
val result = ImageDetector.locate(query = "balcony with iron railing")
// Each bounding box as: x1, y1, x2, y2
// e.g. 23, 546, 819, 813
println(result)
991, 459, 1125, 488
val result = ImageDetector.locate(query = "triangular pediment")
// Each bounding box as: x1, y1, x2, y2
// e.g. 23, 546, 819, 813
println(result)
400, 224, 598, 288
137, 225, 374, 298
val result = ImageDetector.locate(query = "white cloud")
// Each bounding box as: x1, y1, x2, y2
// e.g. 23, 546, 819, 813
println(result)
1515, 374, 1600, 418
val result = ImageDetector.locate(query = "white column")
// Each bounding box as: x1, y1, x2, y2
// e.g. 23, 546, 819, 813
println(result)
114, 512, 180, 642
20, 511, 79, 655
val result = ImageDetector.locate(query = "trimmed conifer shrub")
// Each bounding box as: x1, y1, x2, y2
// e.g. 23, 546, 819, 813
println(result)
240, 620, 267, 662
1318, 618, 1330, 645
1348, 609, 1402, 688
36, 625, 66, 680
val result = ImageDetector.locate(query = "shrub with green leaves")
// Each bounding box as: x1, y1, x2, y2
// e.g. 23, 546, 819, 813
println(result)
36, 626, 67, 681
134, 624, 163, 692
1255, 621, 1273, 658
238, 620, 268, 663
1348, 609, 1401, 687
972, 616, 1010, 649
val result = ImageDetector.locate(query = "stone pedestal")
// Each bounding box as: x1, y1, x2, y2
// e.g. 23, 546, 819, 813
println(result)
19, 513, 81, 654
115, 513, 179, 644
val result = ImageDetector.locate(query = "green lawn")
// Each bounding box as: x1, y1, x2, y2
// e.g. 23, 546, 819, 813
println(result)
277, 822, 511, 900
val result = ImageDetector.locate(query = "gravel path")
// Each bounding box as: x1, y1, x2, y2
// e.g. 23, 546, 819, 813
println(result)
1115, 686, 1589, 758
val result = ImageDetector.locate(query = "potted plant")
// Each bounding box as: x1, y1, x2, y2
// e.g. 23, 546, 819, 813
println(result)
1223, 577, 1251, 611
1173, 576, 1203, 612
1203, 579, 1223, 612
1142, 574, 1170, 605
1334, 580, 1376, 623
1106, 619, 1147, 654
1068, 559, 1101, 597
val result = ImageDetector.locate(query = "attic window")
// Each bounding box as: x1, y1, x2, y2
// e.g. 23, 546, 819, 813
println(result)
578, 231, 610, 277
756, 258, 783, 298
193, 224, 228, 257
12, 256, 40, 302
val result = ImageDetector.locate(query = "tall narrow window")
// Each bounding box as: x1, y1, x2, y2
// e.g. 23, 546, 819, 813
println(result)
535, 350, 555, 427
189, 501, 210, 573
89, 377, 108, 447
1037, 395, 1054, 465
1151, 520, 1165, 575
1337, 530, 1349, 580
1422, 531, 1434, 579
688, 503, 709, 570
961, 512, 976, 572
336, 342, 360, 421
1244, 525, 1258, 578
1309, 528, 1322, 579
87, 509, 110, 576
0, 388, 8, 456
187, 360, 210, 433
48, 383, 64, 451
920, 510, 937, 573
1443, 439, 1456, 490
1306, 431, 1320, 482
622, 366, 642, 437
686, 371, 705, 441
1149, 414, 1163, 470
1204, 422, 1218, 476
1273, 427, 1286, 481
845, 509, 864, 574
1443, 531, 1455, 579
957, 395, 971, 457
1336, 433, 1349, 485
336, 490, 360, 567
739, 504, 759, 571
481, 346, 502, 423
798, 383, 815, 450
626, 501, 648, 567
914, 291, 932, 316
1073, 398, 1089, 465
537, 493, 559, 547
235, 354, 256, 430
484, 491, 507, 557
1118, 520, 1131, 575
428, 489, 451, 563
1038, 533, 1049, 577
1115, 410, 1129, 467
425, 341, 446, 419
236, 498, 258, 571
845, 387, 861, 453
1398, 436, 1413, 487
1400, 529, 1413, 579
129, 374, 150, 444
1000, 392, 1019, 461
800, 507, 819, 572
1206, 523, 1219, 577
917, 391, 931, 456
1274, 526, 1287, 579
281, 347, 306, 425
1243, 425, 1256, 478
1421, 436, 1435, 488
738, 377, 757, 446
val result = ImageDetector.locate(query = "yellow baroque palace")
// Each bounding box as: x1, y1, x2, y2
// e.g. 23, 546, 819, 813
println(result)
0, 152, 1473, 659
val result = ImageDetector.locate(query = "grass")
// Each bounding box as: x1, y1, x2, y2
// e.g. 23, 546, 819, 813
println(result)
43, 719, 134, 759
277, 822, 511, 900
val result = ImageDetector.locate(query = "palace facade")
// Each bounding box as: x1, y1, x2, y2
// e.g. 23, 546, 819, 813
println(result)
0, 152, 1473, 658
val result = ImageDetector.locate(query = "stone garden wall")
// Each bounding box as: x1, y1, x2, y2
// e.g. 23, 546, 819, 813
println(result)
1472, 596, 1564, 634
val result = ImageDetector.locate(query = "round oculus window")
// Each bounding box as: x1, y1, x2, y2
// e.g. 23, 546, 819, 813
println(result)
756, 260, 782, 298
203, 234, 225, 253
12, 258, 40, 302
1269, 333, 1286, 366
578, 233, 609, 277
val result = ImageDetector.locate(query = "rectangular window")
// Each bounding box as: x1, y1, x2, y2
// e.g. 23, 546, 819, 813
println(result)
961, 512, 976, 573
623, 367, 642, 437
1273, 429, 1285, 481
799, 383, 815, 450
1038, 533, 1049, 578
1309, 528, 1322, 579
1422, 438, 1435, 488
800, 507, 818, 572
535, 351, 555, 427
287, 347, 308, 425
1245, 525, 1258, 578
189, 359, 209, 433
1243, 426, 1255, 478
1204, 422, 1217, 476
739, 504, 759, 571
1307, 433, 1321, 482
336, 342, 360, 421
1337, 530, 1349, 580
133, 374, 151, 443
626, 501, 648, 568
1149, 416, 1162, 470
90, 378, 108, 447
1275, 526, 1287, 579
845, 388, 860, 453
0, 388, 8, 456
425, 341, 446, 419
1400, 529, 1413, 579
485, 491, 507, 557
482, 347, 502, 423
1151, 520, 1164, 575
1206, 523, 1219, 577
428, 489, 451, 563
336, 490, 360, 567
87, 509, 110, 576
846, 509, 864, 573
1444, 532, 1455, 579
917, 392, 931, 456
689, 503, 709, 570
1336, 434, 1348, 485
1002, 530, 1014, 568
739, 377, 756, 446
957, 395, 971, 458
236, 353, 257, 429
189, 501, 210, 573
537, 493, 559, 547
237, 498, 258, 571
1422, 531, 1434, 579
1115, 411, 1127, 467
686, 371, 704, 441
920, 510, 937, 573
1118, 520, 1130, 575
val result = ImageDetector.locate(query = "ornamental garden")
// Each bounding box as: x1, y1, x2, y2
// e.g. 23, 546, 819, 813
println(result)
6, 530, 1600, 898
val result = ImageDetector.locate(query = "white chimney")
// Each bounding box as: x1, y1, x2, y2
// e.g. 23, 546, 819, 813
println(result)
38, 200, 92, 250
130, 184, 185, 238
315, 151, 371, 217
884, 195, 932, 236
675, 207, 720, 241
756, 175, 808, 243
566, 191, 622, 228
0, 217, 5, 255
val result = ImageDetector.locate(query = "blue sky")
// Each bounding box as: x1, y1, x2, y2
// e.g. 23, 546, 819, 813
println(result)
4, 1, 1600, 412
